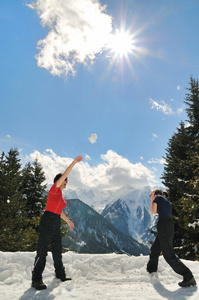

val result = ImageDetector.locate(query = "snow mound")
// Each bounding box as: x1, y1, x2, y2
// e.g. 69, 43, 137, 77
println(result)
0, 251, 198, 299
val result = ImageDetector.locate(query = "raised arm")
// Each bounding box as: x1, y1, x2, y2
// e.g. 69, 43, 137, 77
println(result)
56, 155, 83, 188
150, 191, 157, 214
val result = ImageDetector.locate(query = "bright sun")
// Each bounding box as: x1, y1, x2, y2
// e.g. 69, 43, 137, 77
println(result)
109, 29, 134, 57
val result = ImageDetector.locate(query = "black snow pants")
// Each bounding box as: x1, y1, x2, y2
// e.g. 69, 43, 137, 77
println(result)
32, 211, 65, 282
147, 217, 193, 280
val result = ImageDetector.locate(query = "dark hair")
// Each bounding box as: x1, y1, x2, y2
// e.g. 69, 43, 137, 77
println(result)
53, 173, 63, 183
163, 191, 169, 198
154, 189, 163, 196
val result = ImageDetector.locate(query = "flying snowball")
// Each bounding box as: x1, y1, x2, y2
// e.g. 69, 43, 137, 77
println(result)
88, 133, 97, 144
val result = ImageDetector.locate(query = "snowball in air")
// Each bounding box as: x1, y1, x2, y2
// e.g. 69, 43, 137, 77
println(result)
88, 133, 97, 144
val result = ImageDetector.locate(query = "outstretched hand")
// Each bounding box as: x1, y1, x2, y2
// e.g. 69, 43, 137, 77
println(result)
67, 219, 74, 230
74, 155, 83, 162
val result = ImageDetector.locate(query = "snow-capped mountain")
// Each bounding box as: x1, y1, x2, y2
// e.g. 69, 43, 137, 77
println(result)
63, 187, 112, 212
64, 185, 162, 246
63, 198, 149, 256
101, 186, 159, 245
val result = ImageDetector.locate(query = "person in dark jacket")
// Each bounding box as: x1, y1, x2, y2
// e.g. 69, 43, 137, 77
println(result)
147, 189, 196, 287
31, 155, 83, 290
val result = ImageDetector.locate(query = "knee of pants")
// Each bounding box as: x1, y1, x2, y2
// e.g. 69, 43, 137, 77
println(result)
163, 251, 176, 263
52, 251, 62, 259
37, 249, 48, 258
51, 243, 62, 254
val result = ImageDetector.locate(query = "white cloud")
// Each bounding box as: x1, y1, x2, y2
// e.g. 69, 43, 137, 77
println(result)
6, 134, 11, 139
149, 98, 183, 116
177, 107, 183, 115
177, 85, 181, 90
26, 149, 157, 191
148, 157, 165, 165
152, 133, 158, 139
151, 167, 157, 172
88, 133, 97, 144
149, 98, 174, 115
85, 154, 91, 161
28, 0, 112, 77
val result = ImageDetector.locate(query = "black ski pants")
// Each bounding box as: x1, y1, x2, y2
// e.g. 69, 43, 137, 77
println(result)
32, 211, 65, 282
147, 218, 193, 280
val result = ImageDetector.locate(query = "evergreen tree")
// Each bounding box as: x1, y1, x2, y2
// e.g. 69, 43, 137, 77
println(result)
21, 159, 47, 251
0, 151, 6, 202
0, 152, 7, 249
178, 138, 199, 260
0, 148, 75, 252
184, 77, 199, 138
162, 77, 199, 260
162, 122, 193, 246
0, 148, 27, 251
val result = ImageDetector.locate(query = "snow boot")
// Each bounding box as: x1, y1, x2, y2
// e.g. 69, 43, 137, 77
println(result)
178, 277, 196, 288
31, 280, 47, 290
146, 264, 157, 274
56, 275, 72, 282
146, 260, 158, 274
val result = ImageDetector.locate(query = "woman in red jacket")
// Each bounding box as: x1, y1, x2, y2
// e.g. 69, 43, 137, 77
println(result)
31, 155, 83, 290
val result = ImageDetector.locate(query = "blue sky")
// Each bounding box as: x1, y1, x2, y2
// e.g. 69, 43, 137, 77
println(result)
0, 0, 199, 191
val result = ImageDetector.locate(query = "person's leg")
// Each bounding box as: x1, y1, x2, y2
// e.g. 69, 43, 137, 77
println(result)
32, 213, 52, 284
147, 236, 161, 273
32, 243, 48, 282
158, 220, 193, 281
51, 219, 66, 280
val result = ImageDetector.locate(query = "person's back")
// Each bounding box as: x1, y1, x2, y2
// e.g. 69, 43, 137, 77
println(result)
154, 195, 172, 220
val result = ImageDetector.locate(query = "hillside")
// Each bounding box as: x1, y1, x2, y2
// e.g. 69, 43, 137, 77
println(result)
62, 198, 149, 256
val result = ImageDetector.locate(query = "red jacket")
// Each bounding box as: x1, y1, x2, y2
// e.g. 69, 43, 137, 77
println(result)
45, 183, 66, 215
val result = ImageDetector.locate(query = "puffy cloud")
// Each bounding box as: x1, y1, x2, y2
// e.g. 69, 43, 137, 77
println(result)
27, 0, 112, 77
100, 150, 156, 189
27, 149, 74, 182
26, 149, 156, 191
177, 85, 181, 90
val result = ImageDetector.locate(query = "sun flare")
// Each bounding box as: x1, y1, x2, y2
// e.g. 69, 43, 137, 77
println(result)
109, 29, 134, 57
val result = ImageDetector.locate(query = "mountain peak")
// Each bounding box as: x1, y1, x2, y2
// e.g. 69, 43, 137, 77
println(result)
63, 198, 149, 256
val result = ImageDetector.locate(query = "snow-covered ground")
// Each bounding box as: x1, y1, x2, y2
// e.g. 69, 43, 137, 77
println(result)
0, 251, 198, 300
